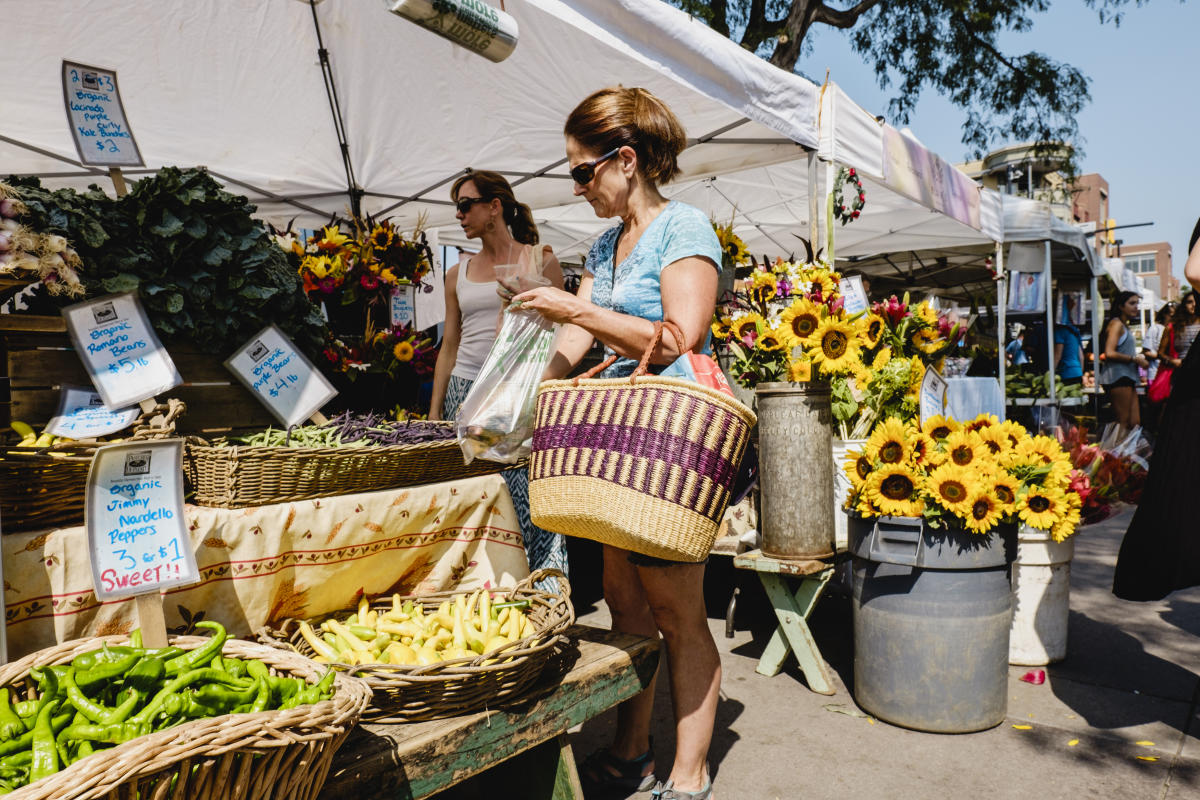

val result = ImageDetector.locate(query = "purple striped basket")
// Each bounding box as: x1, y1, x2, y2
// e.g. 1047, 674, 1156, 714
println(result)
529, 374, 756, 561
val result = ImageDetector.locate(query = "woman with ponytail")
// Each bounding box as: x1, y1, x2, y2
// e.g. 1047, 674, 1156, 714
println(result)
429, 169, 568, 581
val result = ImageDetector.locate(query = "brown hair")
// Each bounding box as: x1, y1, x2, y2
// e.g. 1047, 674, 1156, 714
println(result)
563, 87, 688, 186
450, 170, 539, 245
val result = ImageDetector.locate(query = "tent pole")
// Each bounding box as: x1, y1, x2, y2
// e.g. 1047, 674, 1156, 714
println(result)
807, 151, 819, 254
996, 241, 1006, 422
308, 0, 361, 220
1045, 240, 1056, 402
1090, 271, 1102, 426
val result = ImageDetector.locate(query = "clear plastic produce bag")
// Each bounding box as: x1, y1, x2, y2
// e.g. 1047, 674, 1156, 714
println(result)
456, 243, 559, 464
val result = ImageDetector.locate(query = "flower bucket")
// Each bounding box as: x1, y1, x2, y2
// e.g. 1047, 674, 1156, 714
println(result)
1009, 524, 1075, 665
832, 438, 866, 552
849, 514, 1015, 733
755, 382, 834, 559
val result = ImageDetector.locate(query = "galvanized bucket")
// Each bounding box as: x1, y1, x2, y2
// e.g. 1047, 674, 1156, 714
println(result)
755, 381, 835, 559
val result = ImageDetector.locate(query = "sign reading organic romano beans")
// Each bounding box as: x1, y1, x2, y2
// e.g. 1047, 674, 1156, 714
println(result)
45, 385, 139, 439
62, 292, 183, 409
86, 439, 198, 600
224, 324, 337, 427
61, 61, 144, 167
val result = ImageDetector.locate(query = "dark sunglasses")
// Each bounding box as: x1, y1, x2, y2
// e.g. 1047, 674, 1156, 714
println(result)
570, 147, 620, 185
454, 195, 490, 215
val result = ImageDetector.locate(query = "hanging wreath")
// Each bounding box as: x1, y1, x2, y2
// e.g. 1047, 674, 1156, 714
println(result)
833, 167, 865, 225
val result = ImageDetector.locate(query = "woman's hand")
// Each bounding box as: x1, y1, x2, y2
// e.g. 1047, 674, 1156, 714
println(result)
511, 286, 584, 324
1134, 354, 1149, 369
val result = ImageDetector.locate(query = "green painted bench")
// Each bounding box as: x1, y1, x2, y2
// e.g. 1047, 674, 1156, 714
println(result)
320, 625, 661, 800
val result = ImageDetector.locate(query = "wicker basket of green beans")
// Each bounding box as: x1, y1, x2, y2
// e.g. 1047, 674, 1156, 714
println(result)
0, 622, 370, 800
183, 412, 512, 508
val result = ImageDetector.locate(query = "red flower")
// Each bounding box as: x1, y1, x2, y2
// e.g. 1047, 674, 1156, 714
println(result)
851, 210, 860, 218
873, 296, 909, 326
848, 168, 856, 177
360, 273, 380, 290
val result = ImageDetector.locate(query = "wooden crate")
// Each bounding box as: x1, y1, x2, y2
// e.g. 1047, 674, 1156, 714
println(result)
0, 315, 276, 435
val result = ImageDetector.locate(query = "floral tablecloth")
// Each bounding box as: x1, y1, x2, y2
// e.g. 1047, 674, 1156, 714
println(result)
4, 473, 528, 659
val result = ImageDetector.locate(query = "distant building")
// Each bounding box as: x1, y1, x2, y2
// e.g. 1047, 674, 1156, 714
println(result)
1117, 242, 1179, 302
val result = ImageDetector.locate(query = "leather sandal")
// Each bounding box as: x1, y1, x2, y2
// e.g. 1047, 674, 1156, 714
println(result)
579, 739, 657, 794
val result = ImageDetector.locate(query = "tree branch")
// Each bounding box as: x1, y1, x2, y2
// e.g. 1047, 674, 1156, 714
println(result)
812, 0, 888, 29
769, 0, 889, 69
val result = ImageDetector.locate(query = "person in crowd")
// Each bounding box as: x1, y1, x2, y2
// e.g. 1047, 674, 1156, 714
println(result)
511, 86, 722, 800
1142, 302, 1175, 385
1053, 299, 1084, 386
1170, 289, 1199, 362
1100, 290, 1148, 436
427, 169, 568, 580
1005, 324, 1030, 367
1114, 217, 1200, 600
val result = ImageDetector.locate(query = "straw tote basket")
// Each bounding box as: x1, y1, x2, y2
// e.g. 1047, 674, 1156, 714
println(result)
1, 634, 371, 800
529, 321, 756, 561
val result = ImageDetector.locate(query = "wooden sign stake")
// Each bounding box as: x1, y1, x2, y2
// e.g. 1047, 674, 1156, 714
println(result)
309, 411, 329, 425
109, 166, 129, 197
134, 592, 169, 648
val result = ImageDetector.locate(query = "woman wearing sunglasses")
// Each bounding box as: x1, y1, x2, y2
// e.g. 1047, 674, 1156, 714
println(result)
429, 169, 568, 582
512, 87, 723, 800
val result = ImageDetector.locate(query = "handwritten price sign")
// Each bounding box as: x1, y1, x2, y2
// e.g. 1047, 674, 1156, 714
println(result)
45, 386, 139, 439
61, 60, 143, 167
62, 292, 182, 409
86, 440, 198, 600
225, 325, 337, 427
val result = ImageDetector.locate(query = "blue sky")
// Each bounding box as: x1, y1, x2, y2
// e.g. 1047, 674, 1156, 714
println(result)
791, 0, 1199, 281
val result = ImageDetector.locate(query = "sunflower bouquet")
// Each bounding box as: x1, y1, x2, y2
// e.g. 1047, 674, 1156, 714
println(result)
845, 413, 1084, 541
709, 257, 849, 387
712, 219, 751, 273
283, 217, 432, 302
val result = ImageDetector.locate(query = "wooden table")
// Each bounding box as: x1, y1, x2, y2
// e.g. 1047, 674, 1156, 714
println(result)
733, 549, 837, 696
320, 625, 660, 800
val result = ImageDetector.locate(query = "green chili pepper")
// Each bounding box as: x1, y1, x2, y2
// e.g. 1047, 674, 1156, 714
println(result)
74, 652, 142, 693
244, 659, 270, 681
71, 645, 139, 673
0, 690, 25, 740
219, 656, 248, 680
163, 621, 226, 676
269, 676, 303, 706
129, 629, 142, 648
193, 682, 257, 714
59, 722, 147, 745
283, 668, 335, 709
0, 752, 30, 769
64, 670, 140, 726
124, 656, 166, 697
248, 678, 270, 714
29, 699, 60, 783
131, 667, 251, 727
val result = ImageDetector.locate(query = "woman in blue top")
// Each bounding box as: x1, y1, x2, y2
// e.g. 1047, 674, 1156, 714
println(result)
513, 87, 722, 800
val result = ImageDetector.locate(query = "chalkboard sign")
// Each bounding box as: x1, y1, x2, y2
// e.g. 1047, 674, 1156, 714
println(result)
85, 439, 198, 601
61, 292, 182, 409
225, 324, 337, 427
45, 385, 139, 439
61, 60, 143, 167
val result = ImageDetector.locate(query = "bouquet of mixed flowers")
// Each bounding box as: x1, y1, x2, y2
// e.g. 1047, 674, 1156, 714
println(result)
1056, 421, 1149, 524
279, 217, 432, 302
322, 319, 436, 382
845, 413, 1084, 541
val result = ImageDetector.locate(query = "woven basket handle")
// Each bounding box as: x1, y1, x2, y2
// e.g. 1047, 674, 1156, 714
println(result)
573, 320, 690, 385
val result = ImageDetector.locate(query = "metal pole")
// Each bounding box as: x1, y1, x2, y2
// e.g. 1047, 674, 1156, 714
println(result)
1045, 241, 1056, 401
996, 241, 1007, 422
807, 151, 820, 254
1090, 272, 1103, 423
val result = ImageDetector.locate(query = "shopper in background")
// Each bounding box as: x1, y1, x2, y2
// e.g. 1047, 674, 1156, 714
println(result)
512, 86, 722, 800
1142, 302, 1175, 385
1100, 290, 1147, 436
1005, 324, 1030, 367
1171, 290, 1199, 362
1053, 298, 1085, 386
427, 169, 568, 581
1114, 216, 1200, 600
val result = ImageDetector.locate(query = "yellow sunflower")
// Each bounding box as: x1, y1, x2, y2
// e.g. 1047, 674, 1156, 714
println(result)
871, 346, 892, 370
779, 299, 823, 346
963, 490, 1003, 534
926, 463, 978, 515
865, 418, 911, 465
302, 255, 332, 279
369, 223, 396, 250
392, 341, 415, 362
810, 270, 838, 298
943, 429, 987, 468
758, 327, 787, 352
787, 359, 812, 382
859, 313, 885, 349
907, 431, 936, 467
998, 420, 1029, 451
922, 414, 960, 442
1050, 496, 1082, 542
990, 473, 1020, 512
965, 413, 1000, 432
804, 318, 861, 375
865, 464, 925, 517
974, 425, 1010, 457
916, 301, 939, 327
844, 449, 874, 488
711, 316, 733, 341
1018, 487, 1067, 530
751, 270, 778, 301
907, 356, 926, 394
911, 328, 943, 355
731, 313, 764, 342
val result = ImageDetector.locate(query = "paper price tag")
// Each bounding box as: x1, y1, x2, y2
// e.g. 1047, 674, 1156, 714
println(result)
62, 292, 182, 409
391, 283, 417, 328
45, 385, 139, 439
839, 275, 870, 316
62, 61, 143, 167
225, 325, 337, 428
86, 439, 198, 600
919, 365, 948, 426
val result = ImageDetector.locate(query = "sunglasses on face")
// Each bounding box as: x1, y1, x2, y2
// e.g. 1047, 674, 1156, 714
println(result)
454, 196, 490, 215
570, 147, 620, 186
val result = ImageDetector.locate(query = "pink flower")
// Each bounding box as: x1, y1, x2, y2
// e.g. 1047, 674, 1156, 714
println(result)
827, 295, 845, 314
874, 296, 909, 326
319, 277, 338, 293
360, 273, 380, 290
740, 331, 757, 348
776, 277, 793, 296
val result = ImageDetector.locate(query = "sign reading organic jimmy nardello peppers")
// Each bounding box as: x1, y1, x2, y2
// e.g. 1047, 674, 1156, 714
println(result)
86, 439, 199, 600
62, 292, 182, 409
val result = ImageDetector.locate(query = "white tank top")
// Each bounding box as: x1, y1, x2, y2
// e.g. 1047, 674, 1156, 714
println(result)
452, 256, 504, 381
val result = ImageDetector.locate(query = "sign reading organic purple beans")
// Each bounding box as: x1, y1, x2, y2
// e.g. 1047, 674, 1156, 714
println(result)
224, 324, 337, 427
61, 61, 144, 167
86, 439, 198, 600
61, 292, 183, 409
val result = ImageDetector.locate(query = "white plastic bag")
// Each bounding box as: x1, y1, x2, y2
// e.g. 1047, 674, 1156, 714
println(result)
456, 245, 557, 464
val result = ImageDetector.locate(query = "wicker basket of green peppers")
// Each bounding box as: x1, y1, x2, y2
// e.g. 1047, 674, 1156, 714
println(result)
0, 622, 371, 800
